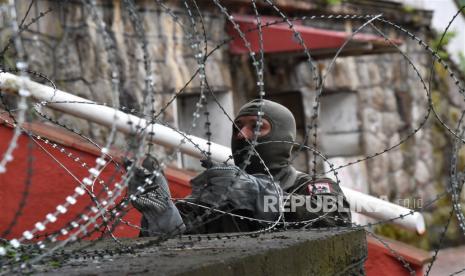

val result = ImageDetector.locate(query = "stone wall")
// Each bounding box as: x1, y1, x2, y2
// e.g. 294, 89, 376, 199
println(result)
321, 45, 436, 204
0, 0, 232, 166
1, 1, 442, 201
1, 0, 454, 205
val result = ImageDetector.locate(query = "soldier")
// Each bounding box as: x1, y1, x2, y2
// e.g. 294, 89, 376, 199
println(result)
128, 99, 351, 236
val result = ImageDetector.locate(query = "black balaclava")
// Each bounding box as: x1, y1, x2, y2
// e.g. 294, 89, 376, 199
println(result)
231, 99, 297, 175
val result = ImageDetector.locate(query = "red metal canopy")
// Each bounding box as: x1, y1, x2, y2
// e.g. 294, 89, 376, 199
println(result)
227, 14, 402, 55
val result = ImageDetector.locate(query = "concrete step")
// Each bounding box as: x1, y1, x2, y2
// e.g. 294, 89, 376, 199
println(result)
34, 229, 367, 275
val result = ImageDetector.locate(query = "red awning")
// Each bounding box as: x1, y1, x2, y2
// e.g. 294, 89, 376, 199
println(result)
227, 14, 402, 55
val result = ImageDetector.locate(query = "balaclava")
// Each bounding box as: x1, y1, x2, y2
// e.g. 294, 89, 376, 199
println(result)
231, 99, 297, 175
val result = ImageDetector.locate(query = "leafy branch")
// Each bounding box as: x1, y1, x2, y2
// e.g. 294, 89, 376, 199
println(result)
430, 31, 457, 60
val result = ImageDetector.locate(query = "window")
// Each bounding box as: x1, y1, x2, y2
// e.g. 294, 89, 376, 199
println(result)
177, 89, 234, 171
319, 91, 361, 157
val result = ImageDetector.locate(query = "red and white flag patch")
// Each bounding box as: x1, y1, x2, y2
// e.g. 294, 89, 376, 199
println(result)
307, 182, 333, 195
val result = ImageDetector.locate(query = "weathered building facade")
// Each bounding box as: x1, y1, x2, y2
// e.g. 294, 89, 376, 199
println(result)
1, 0, 464, 247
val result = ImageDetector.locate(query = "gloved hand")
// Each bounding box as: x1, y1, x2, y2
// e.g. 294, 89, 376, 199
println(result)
126, 155, 185, 236
190, 165, 283, 220
127, 155, 170, 214
200, 158, 217, 169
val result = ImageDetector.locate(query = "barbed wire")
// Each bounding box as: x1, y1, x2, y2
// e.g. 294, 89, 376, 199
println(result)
0, 0, 465, 275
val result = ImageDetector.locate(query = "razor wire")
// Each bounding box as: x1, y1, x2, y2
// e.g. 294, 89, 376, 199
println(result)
0, 0, 465, 275
0, 1, 438, 274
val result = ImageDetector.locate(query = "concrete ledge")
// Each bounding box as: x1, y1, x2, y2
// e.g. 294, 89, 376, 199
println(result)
36, 229, 367, 275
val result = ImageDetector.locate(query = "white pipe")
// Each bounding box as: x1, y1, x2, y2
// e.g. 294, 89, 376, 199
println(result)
0, 72, 231, 162
0, 72, 425, 234
341, 187, 425, 234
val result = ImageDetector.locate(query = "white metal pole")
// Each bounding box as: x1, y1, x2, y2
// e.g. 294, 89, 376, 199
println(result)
341, 187, 425, 234
0, 72, 231, 162
0, 72, 425, 234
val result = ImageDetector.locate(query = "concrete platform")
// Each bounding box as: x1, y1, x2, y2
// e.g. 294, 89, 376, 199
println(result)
34, 229, 367, 276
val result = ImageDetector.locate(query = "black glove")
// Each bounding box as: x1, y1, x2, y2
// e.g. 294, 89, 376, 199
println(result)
127, 155, 170, 215
200, 158, 228, 169
126, 155, 186, 236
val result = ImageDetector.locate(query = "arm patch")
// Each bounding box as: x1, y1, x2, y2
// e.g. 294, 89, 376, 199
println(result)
307, 182, 333, 195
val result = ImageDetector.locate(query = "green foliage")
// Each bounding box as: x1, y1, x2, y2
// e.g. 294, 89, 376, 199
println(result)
455, 51, 465, 83
48, 259, 62, 268
430, 31, 457, 59
459, 52, 465, 74
325, 0, 342, 5
375, 189, 465, 250
456, 0, 465, 8
402, 5, 415, 13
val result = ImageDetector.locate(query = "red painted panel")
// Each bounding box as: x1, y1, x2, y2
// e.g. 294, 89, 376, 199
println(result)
0, 125, 143, 240
227, 14, 401, 54
365, 238, 426, 276
165, 167, 193, 199
0, 124, 194, 241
